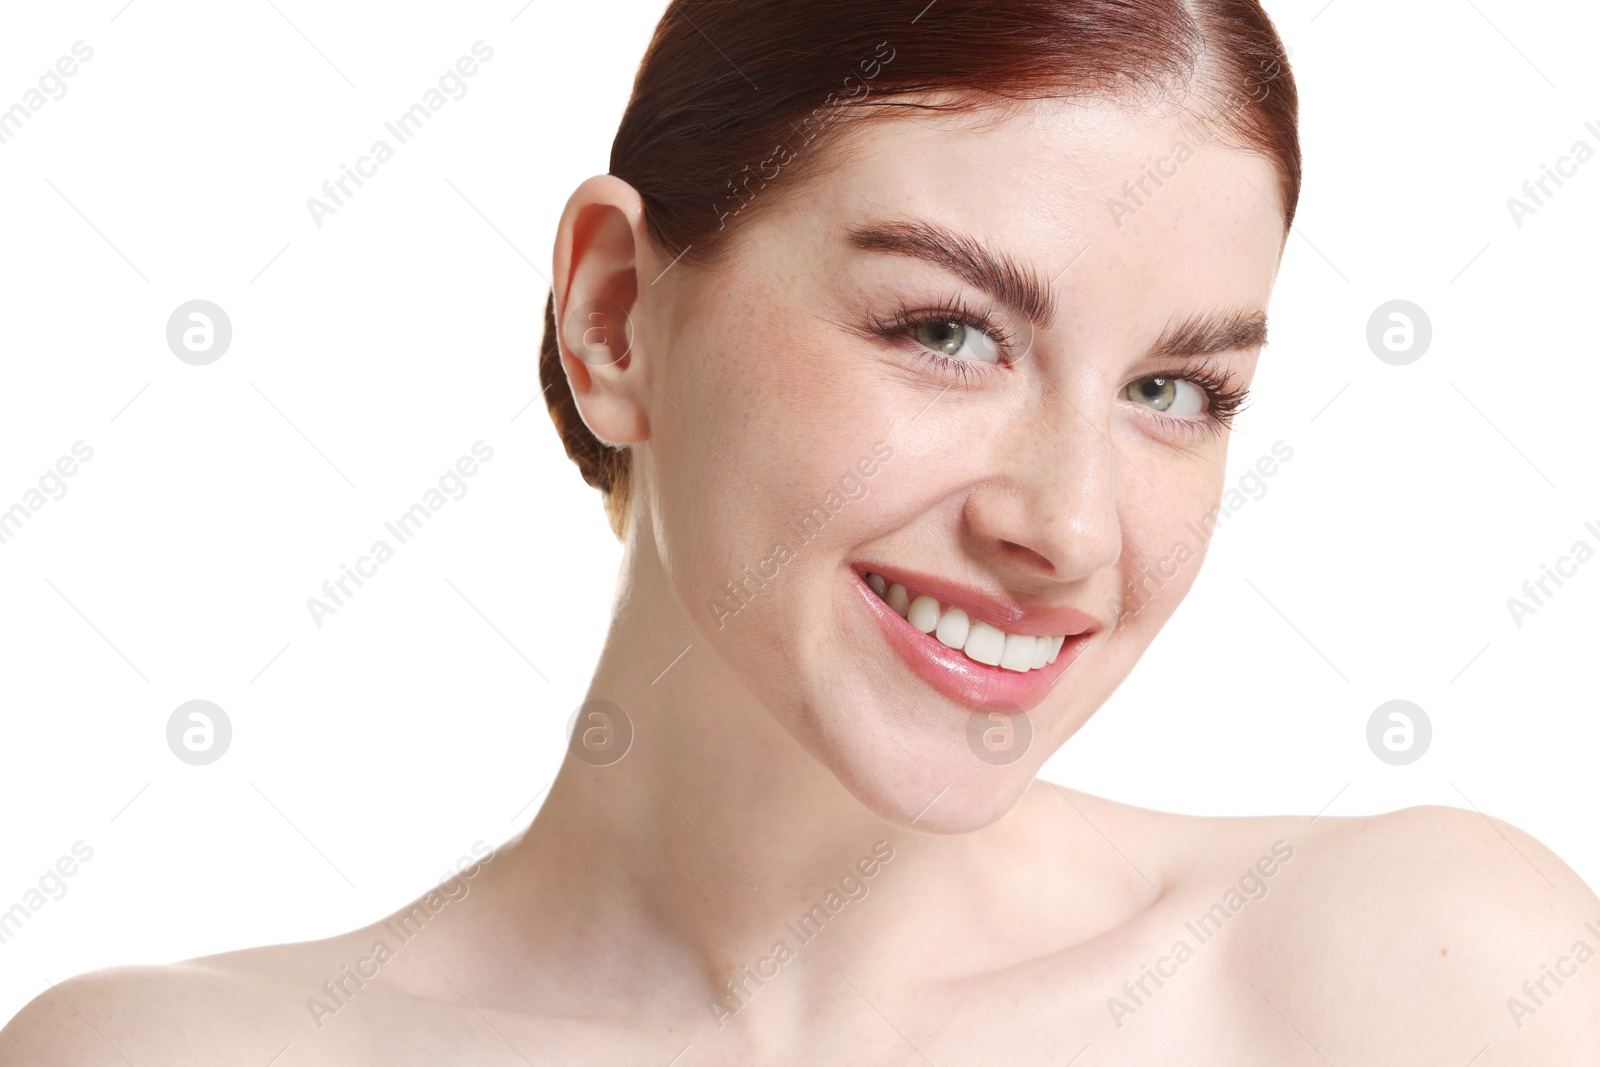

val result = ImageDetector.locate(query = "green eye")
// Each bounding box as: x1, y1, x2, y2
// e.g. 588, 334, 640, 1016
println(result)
1126, 377, 1204, 416
911, 320, 1001, 363
913, 320, 966, 355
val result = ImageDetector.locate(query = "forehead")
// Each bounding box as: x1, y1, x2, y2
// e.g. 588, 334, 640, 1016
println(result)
768, 94, 1286, 328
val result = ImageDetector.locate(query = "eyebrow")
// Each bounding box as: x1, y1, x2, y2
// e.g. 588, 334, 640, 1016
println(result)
845, 217, 1269, 360
1150, 308, 1269, 361
845, 219, 1059, 329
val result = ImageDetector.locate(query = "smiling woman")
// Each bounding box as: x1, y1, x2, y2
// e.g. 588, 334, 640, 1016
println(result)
5, 1, 1599, 1064
544, 0, 1300, 542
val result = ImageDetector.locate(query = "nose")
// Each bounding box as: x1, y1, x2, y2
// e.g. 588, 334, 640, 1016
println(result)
962, 386, 1123, 585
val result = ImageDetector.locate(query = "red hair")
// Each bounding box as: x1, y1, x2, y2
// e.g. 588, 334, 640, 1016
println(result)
542, 0, 1300, 539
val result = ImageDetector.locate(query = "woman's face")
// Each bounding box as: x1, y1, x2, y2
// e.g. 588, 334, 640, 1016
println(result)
631, 93, 1285, 832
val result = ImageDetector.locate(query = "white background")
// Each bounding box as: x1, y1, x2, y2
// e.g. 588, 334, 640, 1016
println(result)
1, 0, 1595, 1026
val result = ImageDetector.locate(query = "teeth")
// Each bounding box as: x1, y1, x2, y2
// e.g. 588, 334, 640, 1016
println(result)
1000, 632, 1038, 672
1031, 637, 1052, 669
864, 572, 1070, 674
907, 595, 941, 633
963, 621, 1006, 666
935, 606, 970, 649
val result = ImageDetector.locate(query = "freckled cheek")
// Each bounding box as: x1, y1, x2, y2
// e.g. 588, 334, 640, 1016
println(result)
654, 320, 877, 566
1109, 467, 1227, 631
714, 313, 888, 477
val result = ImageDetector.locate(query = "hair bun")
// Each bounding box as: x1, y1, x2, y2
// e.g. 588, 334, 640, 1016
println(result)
540, 289, 633, 539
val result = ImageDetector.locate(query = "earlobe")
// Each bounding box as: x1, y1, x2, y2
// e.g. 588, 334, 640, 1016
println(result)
552, 175, 652, 447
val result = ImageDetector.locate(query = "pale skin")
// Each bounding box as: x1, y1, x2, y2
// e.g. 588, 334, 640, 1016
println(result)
6, 94, 1599, 1065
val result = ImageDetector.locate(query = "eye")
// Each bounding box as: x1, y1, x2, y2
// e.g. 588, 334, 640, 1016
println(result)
910, 319, 1002, 364
1125, 376, 1205, 417
864, 296, 1019, 381
1119, 362, 1252, 438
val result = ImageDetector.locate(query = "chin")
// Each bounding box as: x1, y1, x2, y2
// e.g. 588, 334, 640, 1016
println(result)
845, 751, 1042, 835
803, 696, 1054, 835
756, 557, 1116, 833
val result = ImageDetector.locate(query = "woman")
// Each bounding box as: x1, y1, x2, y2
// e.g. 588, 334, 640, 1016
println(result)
6, 0, 1596, 1062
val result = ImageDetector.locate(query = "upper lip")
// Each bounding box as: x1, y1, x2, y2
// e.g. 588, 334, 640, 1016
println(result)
851, 562, 1103, 639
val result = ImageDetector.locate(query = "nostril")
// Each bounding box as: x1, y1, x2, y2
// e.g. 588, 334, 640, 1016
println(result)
999, 539, 1054, 574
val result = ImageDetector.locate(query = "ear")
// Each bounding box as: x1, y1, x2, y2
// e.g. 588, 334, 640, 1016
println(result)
551, 174, 653, 448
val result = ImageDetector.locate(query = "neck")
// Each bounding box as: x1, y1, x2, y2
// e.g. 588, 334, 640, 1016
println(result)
494, 526, 1021, 1017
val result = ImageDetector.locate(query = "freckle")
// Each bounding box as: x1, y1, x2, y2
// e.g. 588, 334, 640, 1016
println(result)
1440, 947, 1448, 957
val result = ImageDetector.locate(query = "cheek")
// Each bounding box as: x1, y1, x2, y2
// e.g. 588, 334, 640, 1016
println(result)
644, 303, 898, 646
1112, 462, 1228, 631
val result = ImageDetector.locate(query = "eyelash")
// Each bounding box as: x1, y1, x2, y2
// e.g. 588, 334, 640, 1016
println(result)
866, 295, 1019, 383
867, 295, 1252, 437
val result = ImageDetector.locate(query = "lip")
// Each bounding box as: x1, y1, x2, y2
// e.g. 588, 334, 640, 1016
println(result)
848, 563, 1098, 711
854, 562, 1102, 637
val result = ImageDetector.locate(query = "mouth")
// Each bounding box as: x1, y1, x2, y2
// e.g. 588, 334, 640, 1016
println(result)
848, 563, 1097, 712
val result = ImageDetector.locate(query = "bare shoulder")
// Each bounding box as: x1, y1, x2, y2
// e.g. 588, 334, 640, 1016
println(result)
0, 934, 385, 1065
3, 847, 513, 1064
1236, 804, 1600, 1062
1035, 786, 1600, 1058
2, 960, 286, 1065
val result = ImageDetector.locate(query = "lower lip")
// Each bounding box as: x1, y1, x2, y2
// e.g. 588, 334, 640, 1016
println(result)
848, 568, 1092, 711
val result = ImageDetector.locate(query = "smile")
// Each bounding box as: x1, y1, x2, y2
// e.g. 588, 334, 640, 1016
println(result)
849, 564, 1097, 710
865, 572, 1066, 672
